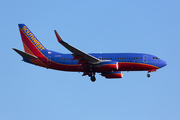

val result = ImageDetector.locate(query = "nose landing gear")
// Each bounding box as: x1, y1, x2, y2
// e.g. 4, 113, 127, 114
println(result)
147, 69, 157, 78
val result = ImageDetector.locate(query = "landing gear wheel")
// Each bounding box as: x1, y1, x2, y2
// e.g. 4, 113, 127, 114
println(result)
91, 76, 96, 82
147, 73, 150, 78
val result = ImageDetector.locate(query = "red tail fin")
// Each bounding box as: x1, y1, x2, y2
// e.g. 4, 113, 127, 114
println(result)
18, 24, 47, 57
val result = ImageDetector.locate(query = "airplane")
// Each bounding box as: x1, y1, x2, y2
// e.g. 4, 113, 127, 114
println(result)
13, 24, 167, 82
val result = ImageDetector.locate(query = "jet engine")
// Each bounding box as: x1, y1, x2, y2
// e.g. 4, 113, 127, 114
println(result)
99, 61, 119, 71
101, 71, 123, 78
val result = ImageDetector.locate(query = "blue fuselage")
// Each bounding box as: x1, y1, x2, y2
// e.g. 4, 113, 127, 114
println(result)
29, 50, 166, 72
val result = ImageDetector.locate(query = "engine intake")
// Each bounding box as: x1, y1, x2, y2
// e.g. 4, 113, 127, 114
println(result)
99, 61, 119, 71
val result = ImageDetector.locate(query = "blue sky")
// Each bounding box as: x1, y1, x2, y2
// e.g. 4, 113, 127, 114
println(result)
0, 0, 180, 120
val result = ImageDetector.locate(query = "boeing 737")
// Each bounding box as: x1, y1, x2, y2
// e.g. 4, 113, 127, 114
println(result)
13, 24, 167, 82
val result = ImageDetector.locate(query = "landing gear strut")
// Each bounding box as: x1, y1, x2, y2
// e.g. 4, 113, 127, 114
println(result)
147, 69, 156, 78
88, 69, 96, 82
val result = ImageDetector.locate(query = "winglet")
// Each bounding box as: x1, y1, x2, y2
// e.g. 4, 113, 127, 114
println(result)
54, 30, 65, 44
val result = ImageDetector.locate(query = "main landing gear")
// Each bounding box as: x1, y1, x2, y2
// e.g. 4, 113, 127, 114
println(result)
88, 69, 96, 82
91, 76, 96, 82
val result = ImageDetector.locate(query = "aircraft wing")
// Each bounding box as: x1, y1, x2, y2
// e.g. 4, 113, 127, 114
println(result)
54, 30, 101, 64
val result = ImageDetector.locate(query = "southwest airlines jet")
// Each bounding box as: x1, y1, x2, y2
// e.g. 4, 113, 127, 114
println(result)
13, 24, 167, 82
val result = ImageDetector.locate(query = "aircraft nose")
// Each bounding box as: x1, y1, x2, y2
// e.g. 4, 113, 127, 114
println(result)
161, 60, 167, 67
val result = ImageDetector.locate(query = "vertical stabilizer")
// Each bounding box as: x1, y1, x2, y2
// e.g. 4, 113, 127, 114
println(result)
18, 24, 47, 57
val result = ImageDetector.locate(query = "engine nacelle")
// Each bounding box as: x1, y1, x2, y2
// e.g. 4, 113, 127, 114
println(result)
99, 61, 119, 71
101, 71, 123, 79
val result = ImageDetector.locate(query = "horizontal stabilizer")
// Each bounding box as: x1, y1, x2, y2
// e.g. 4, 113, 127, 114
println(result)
13, 48, 37, 59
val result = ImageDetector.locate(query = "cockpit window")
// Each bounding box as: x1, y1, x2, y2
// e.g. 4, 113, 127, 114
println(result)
153, 57, 159, 60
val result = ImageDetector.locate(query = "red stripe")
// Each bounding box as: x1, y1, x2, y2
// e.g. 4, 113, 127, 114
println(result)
119, 62, 159, 71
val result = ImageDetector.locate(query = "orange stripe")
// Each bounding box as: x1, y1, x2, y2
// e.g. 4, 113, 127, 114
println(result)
22, 41, 49, 68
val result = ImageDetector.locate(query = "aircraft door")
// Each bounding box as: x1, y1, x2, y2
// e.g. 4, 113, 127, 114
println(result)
47, 56, 51, 65
143, 55, 148, 63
